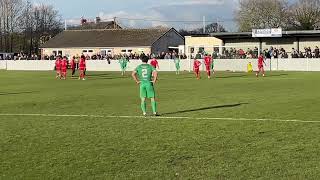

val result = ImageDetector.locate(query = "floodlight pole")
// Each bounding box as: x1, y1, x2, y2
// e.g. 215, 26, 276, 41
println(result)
203, 16, 206, 34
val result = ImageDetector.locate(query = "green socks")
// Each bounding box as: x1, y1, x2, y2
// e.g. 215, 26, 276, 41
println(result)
141, 101, 147, 114
151, 101, 157, 114
141, 99, 157, 114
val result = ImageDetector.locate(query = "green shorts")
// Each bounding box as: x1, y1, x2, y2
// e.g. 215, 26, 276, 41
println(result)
175, 64, 180, 70
140, 82, 155, 98
120, 64, 127, 70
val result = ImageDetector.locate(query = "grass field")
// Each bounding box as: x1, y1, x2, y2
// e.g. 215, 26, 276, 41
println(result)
1, 70, 320, 179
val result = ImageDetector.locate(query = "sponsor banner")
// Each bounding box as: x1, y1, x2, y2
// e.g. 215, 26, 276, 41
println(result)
252, 28, 282, 37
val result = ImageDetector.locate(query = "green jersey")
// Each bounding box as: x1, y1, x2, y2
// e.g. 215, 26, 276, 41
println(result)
135, 64, 156, 84
174, 58, 180, 65
119, 58, 128, 65
119, 58, 129, 71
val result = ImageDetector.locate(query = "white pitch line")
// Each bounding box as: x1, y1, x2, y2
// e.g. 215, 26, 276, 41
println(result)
0, 113, 319, 123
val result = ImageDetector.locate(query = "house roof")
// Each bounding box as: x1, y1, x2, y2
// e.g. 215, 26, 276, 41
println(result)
41, 28, 174, 48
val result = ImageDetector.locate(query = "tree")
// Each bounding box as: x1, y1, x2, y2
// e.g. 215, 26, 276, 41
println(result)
179, 23, 226, 36
288, 0, 320, 30
235, 0, 289, 32
0, 0, 24, 52
18, 2, 62, 55
0, 0, 62, 54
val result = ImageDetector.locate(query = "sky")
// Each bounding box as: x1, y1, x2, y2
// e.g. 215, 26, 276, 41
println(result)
30, 0, 241, 31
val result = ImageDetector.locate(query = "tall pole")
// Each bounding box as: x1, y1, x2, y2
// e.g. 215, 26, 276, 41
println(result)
203, 16, 206, 34
64, 20, 67, 30
113, 17, 116, 29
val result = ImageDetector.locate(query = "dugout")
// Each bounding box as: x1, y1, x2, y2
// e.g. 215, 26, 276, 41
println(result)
210, 30, 320, 55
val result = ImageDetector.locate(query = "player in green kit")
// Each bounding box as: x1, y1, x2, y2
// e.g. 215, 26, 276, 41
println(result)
119, 56, 129, 76
174, 58, 180, 75
132, 56, 159, 116
211, 56, 215, 75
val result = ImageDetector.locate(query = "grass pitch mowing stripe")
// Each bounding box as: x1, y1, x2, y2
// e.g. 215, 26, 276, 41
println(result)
0, 113, 319, 123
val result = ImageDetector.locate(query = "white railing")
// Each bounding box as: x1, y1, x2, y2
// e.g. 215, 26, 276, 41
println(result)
1, 59, 320, 72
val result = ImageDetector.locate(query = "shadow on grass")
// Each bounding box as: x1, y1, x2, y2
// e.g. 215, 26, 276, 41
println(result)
267, 74, 289, 77
87, 73, 115, 77
162, 103, 248, 116
0, 91, 38, 96
89, 76, 128, 80
215, 75, 248, 79
178, 74, 248, 79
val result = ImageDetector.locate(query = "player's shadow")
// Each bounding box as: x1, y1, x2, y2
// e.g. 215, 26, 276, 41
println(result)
268, 74, 288, 77
89, 76, 128, 80
0, 91, 38, 96
88, 73, 112, 77
162, 103, 248, 116
215, 75, 248, 79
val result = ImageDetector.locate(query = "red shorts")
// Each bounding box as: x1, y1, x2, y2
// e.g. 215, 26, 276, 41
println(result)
79, 67, 85, 71
56, 68, 60, 72
61, 69, 67, 73
258, 65, 264, 69
205, 66, 210, 71
194, 69, 200, 73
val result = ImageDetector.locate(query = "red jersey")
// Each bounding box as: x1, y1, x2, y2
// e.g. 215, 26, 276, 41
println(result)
204, 56, 211, 66
55, 59, 61, 70
194, 60, 201, 69
79, 58, 86, 70
61, 59, 67, 70
70, 59, 75, 69
258, 56, 264, 66
150, 59, 158, 68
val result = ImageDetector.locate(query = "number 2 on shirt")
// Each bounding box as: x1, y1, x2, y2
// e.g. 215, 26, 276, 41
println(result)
142, 69, 148, 78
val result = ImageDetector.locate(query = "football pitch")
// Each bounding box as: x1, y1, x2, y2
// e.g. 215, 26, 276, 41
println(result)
1, 70, 320, 179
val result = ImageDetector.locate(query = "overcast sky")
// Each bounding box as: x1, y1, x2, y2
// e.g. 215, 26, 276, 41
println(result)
29, 0, 243, 31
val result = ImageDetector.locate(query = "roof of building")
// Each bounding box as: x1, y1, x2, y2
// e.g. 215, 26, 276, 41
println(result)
41, 28, 179, 48
210, 30, 320, 39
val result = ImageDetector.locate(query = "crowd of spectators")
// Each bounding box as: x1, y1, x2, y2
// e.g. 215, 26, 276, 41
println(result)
291, 46, 320, 58
40, 51, 187, 61
0, 53, 41, 60
1, 46, 320, 60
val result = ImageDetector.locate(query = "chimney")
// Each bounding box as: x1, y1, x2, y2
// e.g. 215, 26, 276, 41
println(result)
95, 17, 101, 24
81, 18, 87, 25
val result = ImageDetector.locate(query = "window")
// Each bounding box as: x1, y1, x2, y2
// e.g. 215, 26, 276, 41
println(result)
52, 51, 57, 56
58, 51, 63, 55
121, 49, 132, 54
83, 49, 93, 53
101, 49, 113, 55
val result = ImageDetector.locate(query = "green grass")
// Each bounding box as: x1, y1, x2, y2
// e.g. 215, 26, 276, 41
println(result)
0, 70, 320, 179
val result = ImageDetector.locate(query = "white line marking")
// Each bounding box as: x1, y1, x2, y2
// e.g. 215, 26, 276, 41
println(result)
0, 113, 319, 123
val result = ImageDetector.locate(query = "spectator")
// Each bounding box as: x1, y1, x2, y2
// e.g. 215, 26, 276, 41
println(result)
314, 46, 319, 58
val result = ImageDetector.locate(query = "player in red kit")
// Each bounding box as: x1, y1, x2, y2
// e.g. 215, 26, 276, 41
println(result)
256, 53, 266, 77
79, 55, 86, 80
61, 56, 68, 80
150, 58, 159, 70
55, 56, 62, 79
204, 54, 212, 79
193, 59, 202, 80
70, 56, 76, 77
